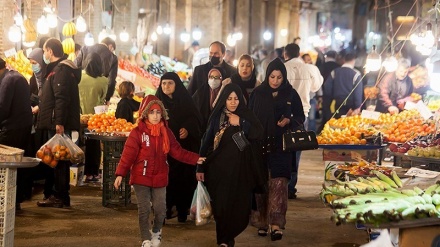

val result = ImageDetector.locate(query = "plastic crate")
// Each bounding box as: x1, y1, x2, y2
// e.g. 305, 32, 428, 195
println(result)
0, 169, 16, 191
0, 208, 15, 234
101, 140, 126, 162
0, 186, 16, 213
0, 229, 14, 247
102, 158, 131, 207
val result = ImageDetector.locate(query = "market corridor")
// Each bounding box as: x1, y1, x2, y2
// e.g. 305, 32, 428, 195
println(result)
14, 149, 367, 247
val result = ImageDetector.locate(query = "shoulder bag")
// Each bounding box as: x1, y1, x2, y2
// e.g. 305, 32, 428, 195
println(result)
282, 122, 318, 152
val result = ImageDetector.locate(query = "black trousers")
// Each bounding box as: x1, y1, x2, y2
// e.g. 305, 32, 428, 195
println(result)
47, 131, 71, 203
84, 139, 101, 176
0, 126, 32, 204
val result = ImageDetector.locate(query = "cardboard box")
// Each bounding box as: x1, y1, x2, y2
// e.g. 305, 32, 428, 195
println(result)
399, 225, 440, 247
70, 165, 84, 186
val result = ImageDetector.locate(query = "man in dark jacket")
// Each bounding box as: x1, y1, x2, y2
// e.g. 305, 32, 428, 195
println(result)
187, 41, 235, 95
0, 57, 33, 210
75, 37, 117, 103
37, 38, 82, 208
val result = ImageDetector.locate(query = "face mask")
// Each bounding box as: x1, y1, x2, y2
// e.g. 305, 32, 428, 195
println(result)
208, 78, 221, 89
43, 54, 51, 64
210, 56, 221, 66
31, 63, 41, 73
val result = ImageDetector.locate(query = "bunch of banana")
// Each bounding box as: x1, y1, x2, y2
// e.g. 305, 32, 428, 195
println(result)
5, 50, 33, 81
62, 22, 77, 37
330, 182, 440, 226
62, 38, 75, 55
320, 170, 403, 202
23, 18, 37, 42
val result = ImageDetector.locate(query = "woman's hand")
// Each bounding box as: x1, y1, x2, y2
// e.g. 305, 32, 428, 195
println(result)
179, 128, 188, 139
196, 172, 205, 181
228, 113, 240, 126
114, 176, 123, 189
197, 157, 206, 164
277, 117, 290, 127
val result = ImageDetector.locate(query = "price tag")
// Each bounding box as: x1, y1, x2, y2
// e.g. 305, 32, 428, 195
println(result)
415, 101, 433, 120
404, 167, 440, 178
4, 48, 17, 58
361, 110, 381, 120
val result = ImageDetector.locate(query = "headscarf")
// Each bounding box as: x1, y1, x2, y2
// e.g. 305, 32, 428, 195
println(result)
156, 72, 203, 134
84, 52, 102, 78
229, 68, 257, 103
250, 58, 293, 138
27, 48, 44, 88
138, 95, 170, 154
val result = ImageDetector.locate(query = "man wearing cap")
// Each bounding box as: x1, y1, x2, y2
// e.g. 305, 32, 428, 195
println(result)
0, 57, 33, 210
187, 41, 235, 96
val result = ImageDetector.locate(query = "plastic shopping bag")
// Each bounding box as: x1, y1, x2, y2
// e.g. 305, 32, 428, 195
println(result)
189, 181, 212, 226
36, 134, 85, 168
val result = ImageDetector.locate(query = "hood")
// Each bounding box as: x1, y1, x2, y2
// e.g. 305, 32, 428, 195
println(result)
60, 59, 82, 84
84, 52, 102, 78
263, 58, 288, 86
138, 95, 169, 122
28, 48, 44, 67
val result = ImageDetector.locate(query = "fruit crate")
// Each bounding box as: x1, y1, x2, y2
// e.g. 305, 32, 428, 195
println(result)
0, 208, 15, 234
0, 169, 17, 212
101, 140, 126, 162
0, 229, 14, 247
102, 158, 131, 207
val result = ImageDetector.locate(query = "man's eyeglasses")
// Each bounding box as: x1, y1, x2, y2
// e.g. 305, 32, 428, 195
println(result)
209, 76, 222, 80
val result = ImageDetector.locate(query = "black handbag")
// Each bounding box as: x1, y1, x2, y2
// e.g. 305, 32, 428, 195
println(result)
232, 131, 250, 151
282, 125, 318, 152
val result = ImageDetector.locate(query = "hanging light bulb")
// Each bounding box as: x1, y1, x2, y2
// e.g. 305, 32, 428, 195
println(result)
98, 28, 108, 42
109, 29, 117, 41
84, 31, 95, 46
163, 23, 171, 35
180, 30, 190, 42
13, 12, 23, 27
43, 1, 53, 13
156, 25, 163, 35
151, 32, 158, 42
365, 45, 382, 72
232, 32, 243, 41
280, 29, 288, 37
119, 27, 129, 42
46, 13, 58, 28
263, 30, 272, 41
192, 26, 202, 41
425, 23, 435, 48
227, 33, 236, 47
37, 15, 49, 35
76, 15, 87, 32
382, 56, 398, 72
8, 24, 21, 43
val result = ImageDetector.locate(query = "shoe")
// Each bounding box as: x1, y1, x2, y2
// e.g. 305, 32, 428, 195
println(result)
36, 195, 63, 208
257, 228, 268, 237
151, 229, 162, 247
228, 239, 235, 247
177, 214, 187, 223
219, 244, 228, 247
288, 191, 297, 199
270, 228, 283, 241
85, 175, 99, 183
141, 240, 152, 247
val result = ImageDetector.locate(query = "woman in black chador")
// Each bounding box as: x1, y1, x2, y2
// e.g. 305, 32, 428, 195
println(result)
156, 72, 203, 222
196, 83, 266, 247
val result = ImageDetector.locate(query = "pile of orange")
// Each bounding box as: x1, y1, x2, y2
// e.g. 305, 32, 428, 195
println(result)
380, 118, 435, 143
87, 113, 137, 133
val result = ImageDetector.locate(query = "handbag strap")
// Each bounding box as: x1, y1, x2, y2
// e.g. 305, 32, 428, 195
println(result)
290, 118, 306, 131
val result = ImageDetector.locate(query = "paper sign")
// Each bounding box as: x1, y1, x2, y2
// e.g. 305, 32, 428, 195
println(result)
361, 110, 381, 120
405, 101, 433, 120
404, 167, 440, 178
4, 48, 16, 58
94, 105, 108, 114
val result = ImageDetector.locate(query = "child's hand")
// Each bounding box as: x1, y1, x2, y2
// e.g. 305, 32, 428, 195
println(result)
114, 176, 123, 189
179, 128, 188, 139
197, 157, 206, 164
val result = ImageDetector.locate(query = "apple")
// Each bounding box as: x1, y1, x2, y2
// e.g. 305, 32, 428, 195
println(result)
397, 147, 408, 153
389, 143, 398, 152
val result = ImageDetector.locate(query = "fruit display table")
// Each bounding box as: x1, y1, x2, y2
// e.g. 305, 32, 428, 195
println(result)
85, 134, 131, 207
0, 157, 40, 247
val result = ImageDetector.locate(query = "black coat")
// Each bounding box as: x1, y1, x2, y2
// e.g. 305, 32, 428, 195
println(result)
115, 98, 140, 124
187, 61, 235, 96
37, 58, 82, 131
0, 70, 32, 130
75, 44, 118, 101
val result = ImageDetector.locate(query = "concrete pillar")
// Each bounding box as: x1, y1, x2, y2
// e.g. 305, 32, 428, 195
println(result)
235, 0, 251, 56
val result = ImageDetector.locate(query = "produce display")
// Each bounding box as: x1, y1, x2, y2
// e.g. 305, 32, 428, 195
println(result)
335, 160, 394, 177
118, 60, 160, 88
3, 50, 33, 81
329, 183, 440, 226
86, 113, 137, 134
318, 110, 435, 145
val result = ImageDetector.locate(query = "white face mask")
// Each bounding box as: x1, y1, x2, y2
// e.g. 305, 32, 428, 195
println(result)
208, 78, 221, 89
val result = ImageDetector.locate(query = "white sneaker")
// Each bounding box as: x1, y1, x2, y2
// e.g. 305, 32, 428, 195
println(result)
151, 229, 162, 247
141, 240, 152, 247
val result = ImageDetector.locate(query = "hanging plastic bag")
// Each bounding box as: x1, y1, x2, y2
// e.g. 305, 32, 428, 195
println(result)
36, 134, 85, 168
61, 135, 85, 165
189, 181, 212, 226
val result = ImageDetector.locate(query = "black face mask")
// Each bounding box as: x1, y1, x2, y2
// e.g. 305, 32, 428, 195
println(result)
209, 56, 221, 66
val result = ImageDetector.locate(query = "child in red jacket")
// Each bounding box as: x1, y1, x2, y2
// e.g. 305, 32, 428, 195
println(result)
114, 95, 205, 247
